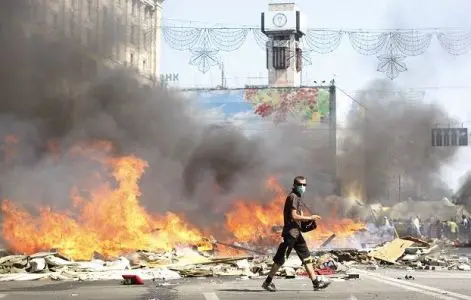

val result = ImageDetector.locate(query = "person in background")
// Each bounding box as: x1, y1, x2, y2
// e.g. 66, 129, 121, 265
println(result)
411, 216, 422, 237
448, 219, 459, 241
462, 215, 469, 228
262, 176, 331, 292
460, 215, 469, 242
381, 216, 395, 238
422, 218, 433, 239
428, 219, 443, 239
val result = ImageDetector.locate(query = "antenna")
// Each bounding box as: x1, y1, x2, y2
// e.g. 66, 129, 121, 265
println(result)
218, 61, 227, 89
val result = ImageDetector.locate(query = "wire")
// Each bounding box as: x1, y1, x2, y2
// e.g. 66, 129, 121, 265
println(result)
342, 86, 471, 93
161, 18, 256, 28
160, 18, 471, 32
336, 86, 368, 110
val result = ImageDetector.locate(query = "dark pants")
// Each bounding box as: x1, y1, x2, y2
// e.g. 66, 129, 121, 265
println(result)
273, 233, 312, 266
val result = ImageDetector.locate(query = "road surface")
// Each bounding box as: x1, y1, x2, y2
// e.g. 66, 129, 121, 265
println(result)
1, 268, 471, 299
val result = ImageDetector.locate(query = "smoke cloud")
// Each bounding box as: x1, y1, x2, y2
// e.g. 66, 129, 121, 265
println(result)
339, 80, 458, 204
0, 2, 460, 243
0, 1, 337, 236
453, 172, 471, 210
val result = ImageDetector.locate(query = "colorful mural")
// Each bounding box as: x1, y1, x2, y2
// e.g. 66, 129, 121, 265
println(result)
244, 88, 330, 124
182, 87, 330, 127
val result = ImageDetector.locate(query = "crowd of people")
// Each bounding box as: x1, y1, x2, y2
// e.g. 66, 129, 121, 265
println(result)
379, 215, 471, 242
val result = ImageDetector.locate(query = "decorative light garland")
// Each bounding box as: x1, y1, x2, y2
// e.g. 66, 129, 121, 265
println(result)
160, 24, 471, 79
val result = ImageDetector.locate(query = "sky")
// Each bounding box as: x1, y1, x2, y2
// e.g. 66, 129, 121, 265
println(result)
159, 0, 471, 191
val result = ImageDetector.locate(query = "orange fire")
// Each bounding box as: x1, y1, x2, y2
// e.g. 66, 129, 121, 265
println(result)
1, 139, 366, 260
1, 134, 19, 162
225, 177, 366, 247
343, 180, 364, 203
1, 141, 204, 260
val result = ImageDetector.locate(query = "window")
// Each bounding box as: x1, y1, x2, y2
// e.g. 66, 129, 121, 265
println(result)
115, 43, 121, 59
87, 0, 92, 17
131, 25, 138, 44
266, 48, 269, 69
296, 48, 302, 72
86, 28, 91, 45
142, 30, 147, 49
103, 7, 108, 26
274, 35, 289, 41
52, 13, 58, 27
272, 47, 289, 69
130, 53, 134, 65
70, 18, 75, 36
144, 8, 149, 23
116, 16, 122, 39
142, 60, 146, 70
131, 0, 136, 16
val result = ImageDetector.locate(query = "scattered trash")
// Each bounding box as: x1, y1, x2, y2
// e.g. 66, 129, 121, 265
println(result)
122, 274, 144, 285
0, 223, 469, 283
459, 257, 469, 264
344, 273, 360, 280
458, 264, 471, 271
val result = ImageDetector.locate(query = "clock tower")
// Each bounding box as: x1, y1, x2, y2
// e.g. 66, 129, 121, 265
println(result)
261, 3, 306, 87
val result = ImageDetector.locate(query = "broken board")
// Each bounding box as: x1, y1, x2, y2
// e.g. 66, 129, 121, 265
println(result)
368, 238, 415, 264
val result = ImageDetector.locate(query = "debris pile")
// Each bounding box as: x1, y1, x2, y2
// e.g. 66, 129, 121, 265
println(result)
0, 246, 357, 282
1, 234, 471, 282
364, 236, 471, 271
0, 251, 182, 282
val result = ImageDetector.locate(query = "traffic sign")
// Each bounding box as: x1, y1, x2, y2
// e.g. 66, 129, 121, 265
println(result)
432, 128, 468, 147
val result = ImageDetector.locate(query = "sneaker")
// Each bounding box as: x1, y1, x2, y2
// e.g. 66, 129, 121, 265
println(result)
262, 281, 277, 292
313, 278, 331, 290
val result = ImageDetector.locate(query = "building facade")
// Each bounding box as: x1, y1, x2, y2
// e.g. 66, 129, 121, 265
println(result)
29, 0, 164, 84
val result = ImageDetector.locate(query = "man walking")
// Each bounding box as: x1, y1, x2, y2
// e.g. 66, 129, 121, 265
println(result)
262, 176, 331, 292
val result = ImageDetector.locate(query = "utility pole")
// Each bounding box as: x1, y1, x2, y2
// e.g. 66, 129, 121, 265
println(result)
217, 61, 227, 89
329, 79, 337, 180
398, 175, 401, 202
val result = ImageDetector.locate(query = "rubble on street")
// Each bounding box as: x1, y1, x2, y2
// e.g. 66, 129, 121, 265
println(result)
1, 234, 471, 283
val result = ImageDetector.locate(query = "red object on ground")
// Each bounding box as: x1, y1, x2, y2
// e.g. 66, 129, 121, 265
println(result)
122, 275, 144, 285
315, 267, 336, 275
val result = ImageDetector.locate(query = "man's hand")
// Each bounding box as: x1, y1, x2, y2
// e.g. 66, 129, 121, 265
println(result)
310, 215, 321, 221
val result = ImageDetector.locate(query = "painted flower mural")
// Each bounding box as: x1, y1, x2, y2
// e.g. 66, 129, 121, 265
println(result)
182, 87, 331, 130
244, 88, 330, 125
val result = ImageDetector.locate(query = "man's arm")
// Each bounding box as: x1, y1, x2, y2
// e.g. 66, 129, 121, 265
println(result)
288, 195, 320, 221
292, 209, 318, 221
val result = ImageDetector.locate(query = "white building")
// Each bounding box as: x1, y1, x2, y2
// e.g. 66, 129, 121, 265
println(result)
28, 0, 164, 84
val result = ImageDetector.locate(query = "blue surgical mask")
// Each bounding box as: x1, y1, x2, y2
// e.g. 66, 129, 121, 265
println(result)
296, 185, 306, 195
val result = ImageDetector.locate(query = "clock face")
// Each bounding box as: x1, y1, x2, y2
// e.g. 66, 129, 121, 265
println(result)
272, 13, 287, 27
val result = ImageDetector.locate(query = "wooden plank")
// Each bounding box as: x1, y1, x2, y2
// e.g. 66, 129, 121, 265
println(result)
320, 234, 336, 248
368, 238, 415, 264
401, 236, 431, 247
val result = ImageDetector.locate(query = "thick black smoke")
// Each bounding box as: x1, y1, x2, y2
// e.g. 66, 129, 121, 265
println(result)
339, 80, 457, 204
1, 2, 461, 238
0, 1, 337, 235
454, 172, 471, 209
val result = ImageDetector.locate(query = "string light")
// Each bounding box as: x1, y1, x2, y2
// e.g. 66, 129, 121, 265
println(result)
159, 23, 471, 79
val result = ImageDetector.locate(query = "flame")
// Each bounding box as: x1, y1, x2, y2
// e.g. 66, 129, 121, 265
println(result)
1, 141, 204, 260
1, 134, 19, 162
343, 180, 364, 202
1, 139, 366, 260
225, 177, 366, 247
